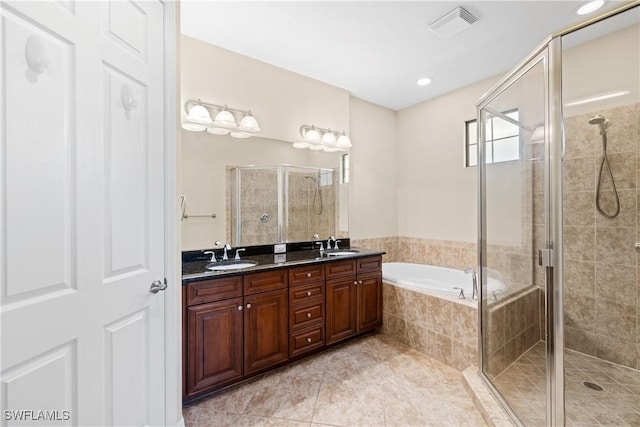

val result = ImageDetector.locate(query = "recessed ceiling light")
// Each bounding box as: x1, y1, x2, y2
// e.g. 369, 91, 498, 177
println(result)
417, 77, 432, 86
576, 0, 604, 15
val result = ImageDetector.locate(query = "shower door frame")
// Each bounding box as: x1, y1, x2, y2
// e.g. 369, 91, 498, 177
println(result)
477, 2, 640, 426
476, 42, 559, 426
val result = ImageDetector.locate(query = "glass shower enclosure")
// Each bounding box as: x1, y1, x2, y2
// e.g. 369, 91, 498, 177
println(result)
228, 165, 340, 246
478, 3, 640, 426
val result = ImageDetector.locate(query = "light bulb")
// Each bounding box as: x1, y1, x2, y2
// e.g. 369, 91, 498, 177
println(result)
309, 144, 324, 151
186, 104, 212, 124
230, 131, 251, 139
336, 132, 352, 148
322, 130, 337, 145
293, 141, 310, 149
214, 109, 237, 128
181, 122, 206, 132
323, 146, 339, 152
304, 126, 321, 142
239, 113, 260, 132
207, 127, 230, 135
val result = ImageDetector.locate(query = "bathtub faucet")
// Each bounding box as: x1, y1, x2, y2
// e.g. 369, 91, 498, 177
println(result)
464, 268, 478, 301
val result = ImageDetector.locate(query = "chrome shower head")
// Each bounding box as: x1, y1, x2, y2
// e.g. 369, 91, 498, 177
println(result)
589, 114, 611, 134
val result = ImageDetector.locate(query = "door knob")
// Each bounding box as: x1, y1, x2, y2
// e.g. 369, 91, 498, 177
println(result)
149, 279, 167, 294
307, 291, 312, 297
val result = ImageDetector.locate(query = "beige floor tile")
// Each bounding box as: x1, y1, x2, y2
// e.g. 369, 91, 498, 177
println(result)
184, 334, 486, 427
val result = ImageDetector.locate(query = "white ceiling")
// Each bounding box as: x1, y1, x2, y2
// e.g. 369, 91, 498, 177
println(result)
180, 1, 623, 111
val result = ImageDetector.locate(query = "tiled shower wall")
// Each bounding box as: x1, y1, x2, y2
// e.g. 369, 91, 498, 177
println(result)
562, 104, 640, 369
287, 171, 337, 242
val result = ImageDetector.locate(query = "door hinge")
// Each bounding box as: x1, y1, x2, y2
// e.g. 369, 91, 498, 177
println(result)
538, 249, 554, 267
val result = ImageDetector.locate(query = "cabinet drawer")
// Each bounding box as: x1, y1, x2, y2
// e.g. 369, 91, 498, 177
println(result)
244, 269, 288, 295
289, 323, 325, 358
289, 282, 325, 305
357, 256, 382, 274
325, 259, 356, 280
290, 300, 325, 330
288, 264, 325, 286
186, 276, 243, 306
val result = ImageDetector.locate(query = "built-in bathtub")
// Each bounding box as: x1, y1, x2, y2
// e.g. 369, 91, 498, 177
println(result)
381, 262, 539, 373
382, 262, 506, 304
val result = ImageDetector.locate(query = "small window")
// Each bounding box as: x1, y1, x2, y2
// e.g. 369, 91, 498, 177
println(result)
341, 153, 350, 184
465, 110, 520, 167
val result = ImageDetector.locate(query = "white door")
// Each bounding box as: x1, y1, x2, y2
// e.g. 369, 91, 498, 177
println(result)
0, 1, 167, 425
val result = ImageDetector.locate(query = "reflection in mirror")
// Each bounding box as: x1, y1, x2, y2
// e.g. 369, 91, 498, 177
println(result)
181, 132, 349, 250
228, 165, 347, 246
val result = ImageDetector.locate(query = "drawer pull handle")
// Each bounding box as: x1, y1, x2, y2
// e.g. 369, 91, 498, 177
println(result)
306, 312, 312, 318
246, 303, 252, 309
306, 291, 312, 297
306, 273, 312, 278
306, 337, 312, 343
238, 305, 243, 311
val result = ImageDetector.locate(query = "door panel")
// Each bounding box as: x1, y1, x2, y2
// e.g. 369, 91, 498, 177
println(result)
326, 278, 357, 344
244, 289, 288, 374
357, 273, 382, 333
0, 1, 166, 425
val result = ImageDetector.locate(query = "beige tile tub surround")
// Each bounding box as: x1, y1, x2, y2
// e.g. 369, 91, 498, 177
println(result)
381, 282, 479, 371
563, 103, 639, 369
183, 334, 487, 427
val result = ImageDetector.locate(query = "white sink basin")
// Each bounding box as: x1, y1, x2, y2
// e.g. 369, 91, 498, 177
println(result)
206, 261, 258, 271
324, 251, 359, 257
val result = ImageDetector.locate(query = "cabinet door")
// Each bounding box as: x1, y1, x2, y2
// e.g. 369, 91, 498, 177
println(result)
357, 273, 383, 333
244, 289, 289, 374
186, 297, 243, 397
326, 278, 357, 344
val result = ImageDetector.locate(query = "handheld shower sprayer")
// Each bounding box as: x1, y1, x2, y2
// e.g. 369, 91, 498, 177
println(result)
589, 114, 619, 218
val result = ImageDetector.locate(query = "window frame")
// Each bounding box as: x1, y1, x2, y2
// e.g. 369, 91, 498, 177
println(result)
465, 108, 521, 167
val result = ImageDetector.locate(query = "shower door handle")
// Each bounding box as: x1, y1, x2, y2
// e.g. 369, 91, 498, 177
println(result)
635, 242, 640, 253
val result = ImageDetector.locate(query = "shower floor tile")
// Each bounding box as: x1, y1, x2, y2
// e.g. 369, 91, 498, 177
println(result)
495, 342, 640, 426
183, 333, 486, 427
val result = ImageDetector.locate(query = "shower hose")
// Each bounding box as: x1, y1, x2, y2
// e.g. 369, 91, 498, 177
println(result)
595, 131, 620, 218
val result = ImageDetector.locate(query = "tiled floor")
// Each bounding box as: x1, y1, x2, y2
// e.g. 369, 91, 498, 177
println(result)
494, 342, 640, 426
183, 333, 487, 427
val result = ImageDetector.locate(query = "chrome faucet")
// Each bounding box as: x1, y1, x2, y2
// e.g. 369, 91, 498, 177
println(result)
234, 248, 245, 260
327, 236, 336, 250
203, 250, 216, 262
464, 267, 478, 301
223, 243, 231, 261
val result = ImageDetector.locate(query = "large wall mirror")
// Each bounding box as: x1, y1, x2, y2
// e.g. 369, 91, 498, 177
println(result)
181, 130, 349, 250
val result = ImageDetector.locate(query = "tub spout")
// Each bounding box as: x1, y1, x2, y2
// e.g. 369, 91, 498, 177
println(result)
464, 268, 478, 301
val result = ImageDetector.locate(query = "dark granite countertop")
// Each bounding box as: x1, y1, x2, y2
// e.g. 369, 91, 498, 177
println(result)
182, 247, 385, 285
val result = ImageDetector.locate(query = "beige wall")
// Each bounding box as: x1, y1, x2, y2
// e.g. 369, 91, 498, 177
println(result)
395, 76, 500, 243
349, 97, 398, 240
181, 35, 350, 143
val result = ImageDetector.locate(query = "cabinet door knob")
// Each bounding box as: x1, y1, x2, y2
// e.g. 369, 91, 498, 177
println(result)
238, 305, 243, 311
353, 281, 358, 286
306, 291, 312, 297
306, 273, 312, 278
246, 303, 252, 309
306, 312, 312, 318
306, 337, 312, 343
359, 280, 363, 285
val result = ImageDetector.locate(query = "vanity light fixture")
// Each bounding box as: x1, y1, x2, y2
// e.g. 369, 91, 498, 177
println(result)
294, 125, 352, 152
181, 99, 261, 138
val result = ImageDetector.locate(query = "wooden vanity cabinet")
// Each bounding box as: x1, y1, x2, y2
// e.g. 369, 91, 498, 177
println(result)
183, 254, 383, 401
184, 269, 289, 400
184, 276, 244, 399
326, 256, 382, 345
288, 264, 326, 358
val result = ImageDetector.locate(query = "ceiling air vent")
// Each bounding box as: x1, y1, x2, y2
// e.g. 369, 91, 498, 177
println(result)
428, 6, 477, 38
